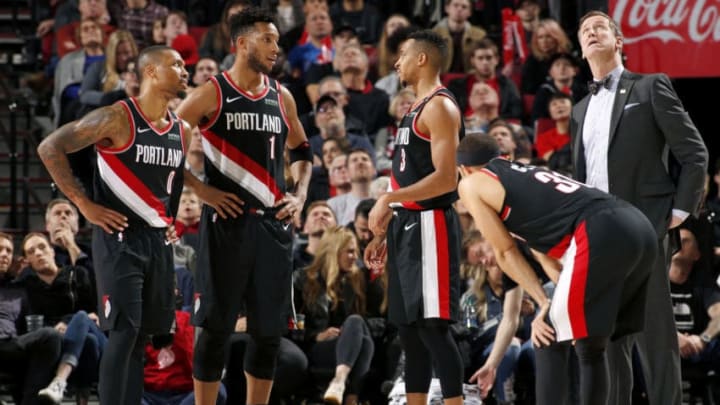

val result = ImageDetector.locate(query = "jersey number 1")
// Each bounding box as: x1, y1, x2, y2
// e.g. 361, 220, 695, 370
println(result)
269, 135, 276, 160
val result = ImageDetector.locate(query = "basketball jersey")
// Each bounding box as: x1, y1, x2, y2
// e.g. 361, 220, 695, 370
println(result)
390, 86, 464, 210
200, 72, 289, 208
94, 97, 185, 228
483, 158, 616, 258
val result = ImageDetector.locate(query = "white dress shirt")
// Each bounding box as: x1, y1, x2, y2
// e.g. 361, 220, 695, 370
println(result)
582, 65, 624, 193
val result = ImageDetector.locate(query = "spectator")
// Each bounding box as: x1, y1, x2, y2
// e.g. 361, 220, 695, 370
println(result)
448, 38, 523, 121
192, 58, 219, 87
288, 9, 333, 77
302, 76, 365, 141
151, 17, 165, 46
293, 227, 377, 404
520, 18, 572, 96
347, 198, 375, 260
464, 82, 500, 134
376, 14, 411, 78
433, 0, 487, 73
52, 18, 106, 128
279, 0, 330, 54
305, 137, 350, 209
706, 159, 720, 258
199, 0, 251, 63
374, 88, 416, 175
175, 188, 202, 255
530, 52, 586, 123
535, 92, 572, 163
337, 43, 392, 139
328, 0, 383, 45
142, 310, 227, 405
328, 149, 377, 226
304, 25, 360, 105
669, 221, 720, 381
0, 232, 63, 405
44, 198, 93, 273
294, 201, 338, 272
79, 30, 138, 111
109, 0, 169, 50
54, 0, 115, 59
20, 232, 101, 405
487, 119, 518, 161
309, 95, 375, 163
329, 154, 352, 197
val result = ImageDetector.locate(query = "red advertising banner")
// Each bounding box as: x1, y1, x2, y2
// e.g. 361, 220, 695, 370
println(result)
609, 0, 720, 78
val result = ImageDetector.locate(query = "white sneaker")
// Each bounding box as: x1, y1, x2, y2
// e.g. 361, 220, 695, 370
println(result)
38, 378, 66, 404
323, 379, 345, 405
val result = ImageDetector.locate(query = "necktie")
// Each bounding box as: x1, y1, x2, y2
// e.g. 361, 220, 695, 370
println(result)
588, 75, 613, 95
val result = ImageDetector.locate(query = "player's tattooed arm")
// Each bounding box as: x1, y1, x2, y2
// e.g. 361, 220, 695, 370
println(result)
38, 105, 130, 232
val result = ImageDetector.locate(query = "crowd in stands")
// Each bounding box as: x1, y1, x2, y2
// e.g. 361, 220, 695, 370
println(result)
2, 0, 718, 404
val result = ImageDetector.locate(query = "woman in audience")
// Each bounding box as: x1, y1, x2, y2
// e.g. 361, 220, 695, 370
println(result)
374, 88, 415, 175
199, 0, 251, 63
78, 30, 138, 112
19, 233, 104, 405
293, 227, 378, 405
520, 18, 572, 96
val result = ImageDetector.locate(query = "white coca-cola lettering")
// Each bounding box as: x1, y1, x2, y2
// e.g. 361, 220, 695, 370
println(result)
612, 0, 720, 43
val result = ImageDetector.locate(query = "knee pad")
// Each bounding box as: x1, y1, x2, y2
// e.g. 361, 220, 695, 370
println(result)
193, 327, 231, 382
244, 335, 281, 380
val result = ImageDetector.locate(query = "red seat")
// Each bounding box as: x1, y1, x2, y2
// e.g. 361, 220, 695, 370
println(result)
440, 72, 467, 87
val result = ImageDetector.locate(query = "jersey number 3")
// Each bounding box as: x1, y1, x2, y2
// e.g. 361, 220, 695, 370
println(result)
534, 171, 581, 194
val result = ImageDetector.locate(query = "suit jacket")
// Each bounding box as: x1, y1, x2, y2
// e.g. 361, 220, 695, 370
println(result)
571, 70, 708, 238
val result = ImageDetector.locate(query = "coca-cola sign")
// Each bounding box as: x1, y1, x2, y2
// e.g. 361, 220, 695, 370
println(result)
610, 0, 720, 77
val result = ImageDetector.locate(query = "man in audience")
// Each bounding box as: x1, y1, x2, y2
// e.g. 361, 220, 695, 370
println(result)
669, 220, 720, 374
487, 119, 518, 161
301, 76, 366, 140
294, 201, 338, 272
0, 232, 63, 405
337, 43, 391, 139
304, 24, 360, 104
347, 198, 375, 259
309, 95, 374, 163
433, 0, 487, 73
448, 39, 523, 121
44, 199, 93, 272
329, 0, 383, 45
328, 149, 377, 226
288, 9, 333, 77
192, 58, 220, 87
531, 52, 585, 124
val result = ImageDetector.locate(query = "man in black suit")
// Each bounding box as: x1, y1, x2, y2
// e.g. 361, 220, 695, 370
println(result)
570, 10, 708, 405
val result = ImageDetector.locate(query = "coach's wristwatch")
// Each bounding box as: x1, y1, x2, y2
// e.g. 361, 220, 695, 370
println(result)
700, 333, 713, 344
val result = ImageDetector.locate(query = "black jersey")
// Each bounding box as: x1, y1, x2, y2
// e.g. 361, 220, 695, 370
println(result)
483, 158, 616, 259
390, 86, 463, 210
200, 72, 290, 208
94, 98, 185, 228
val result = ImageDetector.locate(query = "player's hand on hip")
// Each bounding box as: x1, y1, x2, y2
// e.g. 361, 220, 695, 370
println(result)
197, 183, 244, 219
531, 301, 555, 347
364, 236, 387, 271
275, 193, 304, 221
368, 196, 392, 236
80, 201, 128, 234
469, 364, 496, 398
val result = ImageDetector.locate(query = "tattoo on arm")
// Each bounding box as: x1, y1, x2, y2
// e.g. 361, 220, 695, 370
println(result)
37, 105, 129, 206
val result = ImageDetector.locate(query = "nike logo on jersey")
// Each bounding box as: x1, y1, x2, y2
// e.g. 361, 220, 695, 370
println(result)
282, 222, 291, 231
226, 96, 243, 103
404, 222, 418, 231
137, 127, 152, 133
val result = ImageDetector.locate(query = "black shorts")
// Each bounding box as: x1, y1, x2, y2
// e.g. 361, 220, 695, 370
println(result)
192, 206, 293, 337
549, 203, 657, 341
386, 207, 461, 325
92, 226, 175, 334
